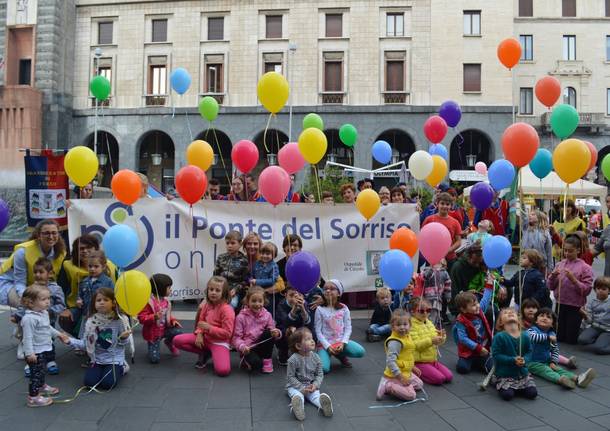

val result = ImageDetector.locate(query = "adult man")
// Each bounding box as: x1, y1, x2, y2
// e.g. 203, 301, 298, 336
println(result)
207, 179, 225, 200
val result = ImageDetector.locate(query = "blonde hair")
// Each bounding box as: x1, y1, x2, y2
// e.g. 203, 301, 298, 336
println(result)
21, 284, 51, 310
260, 241, 278, 258
496, 308, 521, 332
530, 210, 549, 231
376, 287, 391, 300
390, 308, 410, 326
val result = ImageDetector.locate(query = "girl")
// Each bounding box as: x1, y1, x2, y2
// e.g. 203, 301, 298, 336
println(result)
409, 297, 452, 385
232, 286, 281, 373
547, 235, 594, 344
286, 328, 333, 421
417, 260, 451, 326
552, 200, 586, 260
376, 309, 424, 401
137, 273, 183, 364
172, 276, 235, 376
521, 210, 553, 272
502, 249, 551, 309
77, 251, 114, 319
491, 308, 537, 401
572, 231, 593, 265
251, 242, 282, 315
314, 279, 365, 373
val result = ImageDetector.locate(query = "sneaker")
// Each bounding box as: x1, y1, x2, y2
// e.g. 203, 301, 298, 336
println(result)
195, 353, 207, 369
558, 376, 576, 389
165, 339, 180, 357
566, 356, 578, 370
376, 379, 387, 400
123, 362, 130, 374
24, 365, 30, 378
319, 393, 333, 417
40, 384, 59, 396
46, 361, 59, 375
339, 356, 352, 368
577, 368, 596, 388
26, 395, 53, 407
16, 343, 24, 360
291, 394, 305, 421
262, 358, 274, 374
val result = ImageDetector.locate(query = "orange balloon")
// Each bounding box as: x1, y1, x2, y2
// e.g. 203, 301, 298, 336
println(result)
501, 122, 539, 168
389, 227, 418, 258
583, 141, 598, 172
425, 156, 447, 187
535, 76, 561, 109
111, 169, 142, 205
497, 38, 521, 69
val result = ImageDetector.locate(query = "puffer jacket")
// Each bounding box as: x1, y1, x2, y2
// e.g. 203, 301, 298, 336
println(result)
232, 306, 276, 353
410, 317, 441, 363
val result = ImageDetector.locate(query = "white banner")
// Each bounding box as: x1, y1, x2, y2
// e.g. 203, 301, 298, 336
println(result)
68, 200, 419, 300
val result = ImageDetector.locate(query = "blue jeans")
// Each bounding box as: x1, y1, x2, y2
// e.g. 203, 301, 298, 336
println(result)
368, 324, 391, 336
456, 355, 493, 375
317, 340, 366, 373
84, 363, 124, 390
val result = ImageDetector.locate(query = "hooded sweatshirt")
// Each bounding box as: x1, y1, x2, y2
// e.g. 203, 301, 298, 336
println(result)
231, 305, 276, 353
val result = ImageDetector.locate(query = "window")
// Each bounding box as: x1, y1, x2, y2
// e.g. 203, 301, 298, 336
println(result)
463, 11, 480, 36
607, 88, 610, 115
93, 58, 113, 106
98, 22, 113, 45
520, 88, 533, 114
322, 52, 344, 103
520, 35, 533, 61
563, 35, 576, 60
606, 36, 610, 61
152, 19, 167, 42
208, 17, 224, 40
606, 0, 610, 17
562, 0, 576, 17
386, 13, 404, 37
463, 64, 481, 92
563, 87, 577, 108
147, 56, 167, 105
263, 53, 283, 74
384, 51, 406, 104
204, 54, 224, 94
519, 0, 533, 17
265, 15, 282, 39
325, 14, 342, 38
18, 59, 31, 85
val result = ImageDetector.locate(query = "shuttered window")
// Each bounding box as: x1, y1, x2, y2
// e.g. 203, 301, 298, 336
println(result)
323, 52, 343, 92
152, 19, 167, 42
519, 0, 533, 17
265, 15, 282, 39
208, 17, 224, 40
385, 52, 405, 91
98, 22, 113, 45
325, 14, 342, 38
463, 64, 481, 92
562, 0, 576, 17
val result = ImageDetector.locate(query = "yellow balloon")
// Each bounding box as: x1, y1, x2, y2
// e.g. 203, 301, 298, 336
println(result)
186, 140, 214, 171
257, 72, 289, 114
64, 146, 99, 187
356, 189, 381, 221
425, 155, 448, 187
552, 138, 590, 184
115, 270, 151, 316
298, 128, 328, 164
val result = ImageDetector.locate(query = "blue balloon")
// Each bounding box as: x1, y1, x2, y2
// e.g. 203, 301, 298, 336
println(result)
429, 144, 448, 160
379, 249, 413, 291
372, 140, 392, 164
482, 235, 512, 269
102, 224, 139, 268
488, 159, 515, 191
529, 148, 553, 180
170, 68, 191, 95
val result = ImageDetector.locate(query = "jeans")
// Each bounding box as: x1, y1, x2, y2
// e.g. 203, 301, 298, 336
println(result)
287, 387, 321, 408
28, 350, 54, 396
317, 340, 366, 373
456, 355, 493, 374
84, 363, 124, 390
368, 324, 391, 336
577, 327, 610, 355
146, 327, 182, 363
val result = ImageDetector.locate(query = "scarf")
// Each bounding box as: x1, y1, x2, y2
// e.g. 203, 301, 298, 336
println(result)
83, 312, 132, 363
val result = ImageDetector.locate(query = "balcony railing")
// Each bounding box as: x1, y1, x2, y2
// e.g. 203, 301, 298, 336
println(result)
90, 97, 111, 108
144, 94, 168, 106
541, 111, 607, 133
320, 92, 344, 104
201, 93, 224, 104
382, 91, 409, 104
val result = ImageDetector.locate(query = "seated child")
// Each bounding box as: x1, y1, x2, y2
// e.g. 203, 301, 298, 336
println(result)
275, 285, 313, 365
392, 279, 414, 311
367, 287, 394, 342
214, 230, 249, 309
577, 276, 610, 355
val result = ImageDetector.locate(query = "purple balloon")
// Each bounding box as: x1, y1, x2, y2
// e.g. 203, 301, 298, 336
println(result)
285, 251, 321, 295
470, 182, 494, 211
439, 100, 462, 128
0, 199, 9, 233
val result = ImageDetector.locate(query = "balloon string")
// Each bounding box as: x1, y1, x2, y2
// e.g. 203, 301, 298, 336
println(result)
556, 184, 569, 339
191, 205, 200, 295
210, 125, 232, 192
313, 165, 322, 203
518, 168, 524, 357
455, 131, 464, 168
185, 109, 193, 142
263, 113, 273, 154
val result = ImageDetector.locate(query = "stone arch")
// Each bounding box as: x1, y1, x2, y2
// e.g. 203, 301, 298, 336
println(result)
371, 129, 415, 189
597, 145, 610, 185
136, 130, 175, 193
252, 128, 289, 175
195, 129, 233, 193
84, 131, 119, 188
449, 129, 493, 171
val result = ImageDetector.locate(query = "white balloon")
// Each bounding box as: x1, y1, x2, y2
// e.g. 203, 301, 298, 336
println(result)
408, 151, 434, 180
475, 161, 487, 175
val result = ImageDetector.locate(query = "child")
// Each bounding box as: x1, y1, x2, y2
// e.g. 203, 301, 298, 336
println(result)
467, 220, 492, 246
214, 230, 249, 309
526, 308, 596, 389
578, 276, 610, 355
172, 276, 235, 376
419, 260, 452, 325
410, 297, 452, 385
376, 309, 424, 401
502, 249, 551, 309
321, 191, 334, 204
521, 210, 553, 272
275, 285, 313, 365
422, 192, 462, 268
77, 251, 114, 330
251, 242, 282, 315
314, 279, 366, 373
573, 231, 593, 265
392, 279, 414, 311
286, 328, 333, 421
20, 284, 69, 407
232, 286, 281, 373
491, 308, 537, 401
367, 287, 394, 342
547, 235, 594, 344
137, 273, 183, 364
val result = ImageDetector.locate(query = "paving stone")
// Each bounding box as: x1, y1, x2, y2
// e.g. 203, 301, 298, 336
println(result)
514, 396, 607, 431
347, 415, 406, 431
538, 386, 610, 418
155, 389, 208, 422
437, 408, 505, 431
98, 406, 158, 431
390, 405, 460, 431
199, 408, 252, 430
252, 420, 302, 431
462, 393, 545, 430
206, 375, 250, 409
421, 384, 470, 411
327, 384, 391, 418
588, 413, 610, 428
151, 422, 204, 431
45, 418, 99, 431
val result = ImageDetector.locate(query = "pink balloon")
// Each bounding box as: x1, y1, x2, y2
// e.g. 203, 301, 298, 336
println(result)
258, 166, 290, 206
475, 161, 487, 175
583, 141, 597, 172
419, 222, 451, 265
278, 142, 305, 175
423, 116, 448, 144
231, 140, 259, 174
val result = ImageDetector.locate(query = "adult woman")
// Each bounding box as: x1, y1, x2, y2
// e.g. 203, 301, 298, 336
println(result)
552, 200, 586, 259
378, 186, 391, 205
227, 176, 248, 201
593, 224, 610, 276
73, 182, 94, 199
242, 232, 262, 278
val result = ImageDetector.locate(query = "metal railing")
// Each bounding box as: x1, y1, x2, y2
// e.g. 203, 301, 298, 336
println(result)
382, 92, 409, 104
144, 95, 168, 106
320, 92, 344, 104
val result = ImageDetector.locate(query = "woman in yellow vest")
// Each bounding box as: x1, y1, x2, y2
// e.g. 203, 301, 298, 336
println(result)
0, 220, 66, 307
552, 200, 587, 260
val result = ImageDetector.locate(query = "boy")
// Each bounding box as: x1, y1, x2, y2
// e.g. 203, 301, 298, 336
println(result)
321, 191, 334, 204
422, 192, 462, 270
467, 220, 492, 246
367, 287, 393, 342
213, 230, 249, 309
578, 276, 610, 355
275, 285, 313, 365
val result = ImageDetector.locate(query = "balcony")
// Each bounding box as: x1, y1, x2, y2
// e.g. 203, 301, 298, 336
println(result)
201, 93, 224, 104
144, 95, 167, 107
90, 97, 112, 108
541, 111, 607, 134
382, 91, 409, 104
320, 92, 344, 104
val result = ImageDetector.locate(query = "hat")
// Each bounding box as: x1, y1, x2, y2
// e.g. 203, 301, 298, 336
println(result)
327, 279, 344, 296
437, 183, 450, 192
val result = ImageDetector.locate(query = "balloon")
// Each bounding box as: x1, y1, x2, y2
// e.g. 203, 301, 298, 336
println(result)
356, 189, 381, 221
501, 122, 539, 168
583, 141, 598, 172
483, 235, 512, 269
379, 250, 414, 292
278, 142, 305, 174
425, 155, 448, 187
187, 140, 214, 171
419, 222, 451, 265
115, 270, 151, 316
372, 140, 392, 164
0, 199, 10, 233
339, 124, 358, 148
175, 165, 208, 205
429, 144, 448, 160
423, 116, 448, 144
535, 76, 561, 108
439, 100, 462, 128
529, 149, 553, 179
258, 166, 290, 206
170, 68, 191, 95
298, 128, 327, 164
64, 146, 99, 187
408, 151, 434, 180
111, 170, 141, 206
198, 96, 219, 122
389, 227, 418, 258
257, 71, 289, 113
602, 154, 610, 182
550, 104, 579, 139
474, 161, 487, 175
488, 159, 515, 191
470, 182, 494, 211
497, 37, 521, 69
552, 139, 589, 184
231, 140, 259, 174
303, 113, 324, 131
285, 251, 321, 295
102, 224, 139, 268
90, 75, 111, 101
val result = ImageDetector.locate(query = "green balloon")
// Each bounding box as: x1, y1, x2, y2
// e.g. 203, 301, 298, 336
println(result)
602, 154, 610, 182
89, 75, 111, 101
339, 124, 357, 148
198, 96, 219, 122
550, 104, 579, 139
303, 113, 324, 131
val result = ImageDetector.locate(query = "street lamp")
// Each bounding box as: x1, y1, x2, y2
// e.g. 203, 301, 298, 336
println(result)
93, 48, 103, 155
98, 153, 108, 166
466, 154, 476, 168
267, 153, 277, 165
287, 42, 297, 141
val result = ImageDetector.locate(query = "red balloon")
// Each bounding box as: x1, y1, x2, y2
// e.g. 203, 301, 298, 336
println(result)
175, 165, 208, 205
231, 140, 259, 174
497, 38, 521, 69
501, 122, 539, 168
423, 116, 448, 144
535, 76, 561, 109
389, 227, 418, 258
258, 166, 290, 206
583, 141, 597, 172
111, 169, 141, 206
